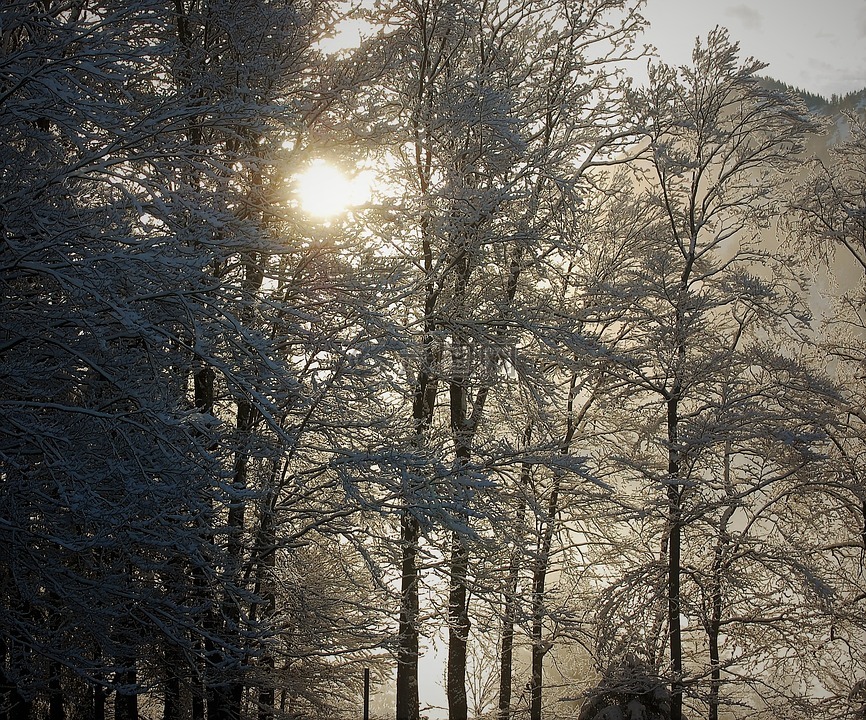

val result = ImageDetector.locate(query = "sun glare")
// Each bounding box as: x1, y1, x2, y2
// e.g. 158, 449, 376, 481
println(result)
294, 160, 370, 219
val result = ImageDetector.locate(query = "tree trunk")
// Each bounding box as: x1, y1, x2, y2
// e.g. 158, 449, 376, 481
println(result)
48, 661, 65, 720
92, 683, 105, 720
529, 590, 545, 720
258, 655, 276, 720
707, 565, 721, 720
528, 375, 583, 720
255, 479, 278, 720
114, 663, 137, 720
192, 684, 205, 720
193, 362, 216, 720
0, 641, 6, 720
396, 512, 421, 720
163, 673, 181, 720
529, 556, 549, 720
397, 198, 439, 720
5, 631, 31, 720
208, 684, 243, 720
447, 531, 470, 720
8, 690, 30, 720
208, 395, 258, 720
530, 471, 563, 720
497, 565, 519, 720
708, 445, 734, 720
666, 394, 683, 720
498, 571, 525, 719
447, 334, 473, 720
498, 427, 531, 720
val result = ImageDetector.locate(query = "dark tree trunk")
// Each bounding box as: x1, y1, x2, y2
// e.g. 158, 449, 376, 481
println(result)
163, 673, 181, 720
114, 663, 137, 720
258, 655, 275, 720
92, 683, 106, 720
529, 493, 557, 720
497, 567, 519, 720
396, 512, 421, 720
529, 467, 564, 720
48, 661, 65, 720
529, 591, 545, 720
193, 362, 215, 720
208, 394, 258, 720
255, 478, 278, 720
8, 690, 30, 720
5, 631, 31, 720
708, 446, 734, 720
192, 685, 205, 720
397, 204, 439, 720
208, 684, 244, 720
446, 337, 472, 720
529, 375, 582, 720
666, 394, 683, 720
447, 531, 470, 720
498, 427, 531, 720
707, 571, 721, 720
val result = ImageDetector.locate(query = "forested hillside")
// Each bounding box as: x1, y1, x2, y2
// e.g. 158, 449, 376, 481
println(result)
2, 2, 866, 720
759, 75, 866, 114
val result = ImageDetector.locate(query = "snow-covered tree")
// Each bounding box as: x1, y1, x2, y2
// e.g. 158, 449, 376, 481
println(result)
578, 655, 671, 720
327, 2, 648, 719
0, 0, 359, 717
575, 28, 823, 720
786, 111, 866, 718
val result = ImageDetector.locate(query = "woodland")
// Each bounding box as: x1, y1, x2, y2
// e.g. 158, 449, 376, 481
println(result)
2, 1, 866, 720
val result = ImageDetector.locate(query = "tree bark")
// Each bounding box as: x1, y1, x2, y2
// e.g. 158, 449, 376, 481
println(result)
8, 690, 30, 720
192, 684, 205, 720
48, 661, 65, 720
5, 631, 31, 720
447, 328, 472, 720
708, 554, 722, 720
114, 663, 137, 720
163, 674, 181, 720
397, 177, 438, 720
255, 478, 278, 720
447, 530, 470, 720
396, 512, 421, 720
708, 444, 734, 720
529, 474, 560, 720
528, 375, 583, 720
666, 393, 683, 720
92, 683, 105, 720
498, 429, 531, 720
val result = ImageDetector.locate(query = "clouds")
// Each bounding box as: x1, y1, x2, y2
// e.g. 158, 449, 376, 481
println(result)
725, 4, 763, 30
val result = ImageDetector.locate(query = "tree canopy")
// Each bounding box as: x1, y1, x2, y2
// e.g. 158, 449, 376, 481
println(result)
1, 4, 864, 720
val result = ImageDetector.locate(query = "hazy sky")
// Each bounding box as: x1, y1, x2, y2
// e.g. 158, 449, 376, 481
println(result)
639, 0, 866, 98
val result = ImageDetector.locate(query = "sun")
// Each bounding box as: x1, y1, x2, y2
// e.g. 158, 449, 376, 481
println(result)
294, 160, 369, 219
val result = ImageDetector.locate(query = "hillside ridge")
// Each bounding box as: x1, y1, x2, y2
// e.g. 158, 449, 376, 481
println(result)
759, 76, 866, 114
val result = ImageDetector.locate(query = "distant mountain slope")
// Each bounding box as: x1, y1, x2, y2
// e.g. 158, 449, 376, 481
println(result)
758, 76, 866, 114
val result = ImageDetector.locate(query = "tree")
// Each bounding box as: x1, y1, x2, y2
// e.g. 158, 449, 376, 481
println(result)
581, 27, 821, 719
787, 111, 866, 718
339, 3, 647, 720
0, 0, 335, 716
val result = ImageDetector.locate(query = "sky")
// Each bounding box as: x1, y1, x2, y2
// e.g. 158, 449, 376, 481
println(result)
639, 0, 866, 98
328, 1, 866, 99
